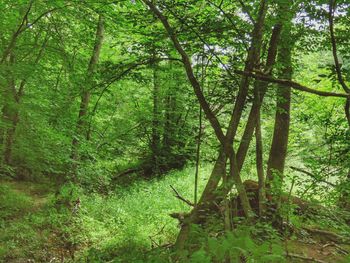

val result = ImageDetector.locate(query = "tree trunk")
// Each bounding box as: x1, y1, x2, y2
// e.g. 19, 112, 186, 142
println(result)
266, 4, 294, 193
1, 33, 48, 167
236, 24, 282, 171
143, 0, 267, 251
151, 52, 161, 175
1, 53, 20, 166
254, 87, 266, 216
194, 54, 205, 205
3, 112, 19, 165
71, 15, 104, 165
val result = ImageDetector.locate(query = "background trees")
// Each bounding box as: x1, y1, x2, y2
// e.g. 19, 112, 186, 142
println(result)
0, 0, 349, 262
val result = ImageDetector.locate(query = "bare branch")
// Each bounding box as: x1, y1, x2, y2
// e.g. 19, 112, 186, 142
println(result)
237, 0, 255, 24
290, 166, 336, 187
170, 185, 194, 206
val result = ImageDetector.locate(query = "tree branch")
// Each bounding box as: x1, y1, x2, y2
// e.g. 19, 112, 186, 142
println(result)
234, 70, 350, 99
290, 166, 336, 187
328, 0, 350, 126
170, 185, 194, 206
142, 0, 226, 145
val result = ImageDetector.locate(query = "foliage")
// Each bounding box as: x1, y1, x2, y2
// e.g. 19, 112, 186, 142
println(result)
1, 0, 350, 262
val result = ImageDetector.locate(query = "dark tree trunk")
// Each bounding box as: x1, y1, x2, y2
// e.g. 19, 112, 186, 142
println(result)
266, 4, 294, 193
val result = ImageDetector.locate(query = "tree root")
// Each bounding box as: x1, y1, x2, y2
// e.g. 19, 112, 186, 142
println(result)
285, 252, 328, 263
302, 226, 350, 244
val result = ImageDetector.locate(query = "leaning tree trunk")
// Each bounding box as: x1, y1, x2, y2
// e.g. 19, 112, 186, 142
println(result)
266, 4, 294, 195
71, 15, 104, 167
143, 0, 269, 253
236, 24, 282, 171
198, 0, 269, 214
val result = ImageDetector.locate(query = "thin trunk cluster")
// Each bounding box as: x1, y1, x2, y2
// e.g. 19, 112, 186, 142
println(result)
142, 0, 300, 251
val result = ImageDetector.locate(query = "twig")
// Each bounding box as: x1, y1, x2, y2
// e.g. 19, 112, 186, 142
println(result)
290, 166, 336, 187
237, 0, 255, 24
302, 226, 349, 244
285, 253, 328, 263
170, 185, 194, 206
322, 242, 349, 255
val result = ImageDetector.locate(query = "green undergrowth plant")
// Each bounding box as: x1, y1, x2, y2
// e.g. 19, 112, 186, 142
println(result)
176, 224, 285, 263
69, 165, 213, 261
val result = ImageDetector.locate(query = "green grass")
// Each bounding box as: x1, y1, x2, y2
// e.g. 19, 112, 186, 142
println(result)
0, 165, 213, 262
75, 165, 212, 261
2, 165, 349, 262
0, 181, 51, 261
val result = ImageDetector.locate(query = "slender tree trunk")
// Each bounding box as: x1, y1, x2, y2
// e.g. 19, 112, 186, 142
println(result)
254, 87, 266, 216
236, 24, 282, 171
266, 4, 294, 193
151, 51, 161, 175
71, 15, 104, 165
162, 70, 174, 150
1, 34, 48, 167
194, 105, 202, 205
143, 0, 267, 252
194, 53, 205, 205
3, 112, 19, 165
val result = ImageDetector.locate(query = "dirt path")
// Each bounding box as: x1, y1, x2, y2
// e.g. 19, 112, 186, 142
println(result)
5, 181, 50, 210
0, 180, 69, 262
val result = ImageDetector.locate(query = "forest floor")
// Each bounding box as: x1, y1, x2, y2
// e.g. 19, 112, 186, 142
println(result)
1, 169, 350, 262
0, 180, 69, 262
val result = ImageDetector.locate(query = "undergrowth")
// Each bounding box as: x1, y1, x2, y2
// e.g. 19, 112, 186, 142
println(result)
1, 165, 350, 262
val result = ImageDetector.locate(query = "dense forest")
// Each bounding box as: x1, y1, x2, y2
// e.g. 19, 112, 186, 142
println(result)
1, 0, 350, 262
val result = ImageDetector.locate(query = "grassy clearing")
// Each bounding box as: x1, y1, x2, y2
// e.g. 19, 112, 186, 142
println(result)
75, 165, 213, 261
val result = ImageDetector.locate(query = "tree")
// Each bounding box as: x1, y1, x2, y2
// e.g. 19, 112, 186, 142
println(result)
71, 14, 104, 175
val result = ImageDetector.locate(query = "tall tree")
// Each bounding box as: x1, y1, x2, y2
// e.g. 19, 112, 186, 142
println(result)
150, 52, 161, 175
71, 14, 104, 169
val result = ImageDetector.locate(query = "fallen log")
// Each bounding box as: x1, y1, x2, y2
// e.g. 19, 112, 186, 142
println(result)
111, 168, 140, 181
